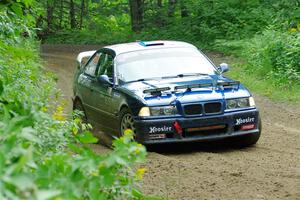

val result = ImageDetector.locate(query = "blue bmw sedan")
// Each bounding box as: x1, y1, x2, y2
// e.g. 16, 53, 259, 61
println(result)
73, 41, 261, 146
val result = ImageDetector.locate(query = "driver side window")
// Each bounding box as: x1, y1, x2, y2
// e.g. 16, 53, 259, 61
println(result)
84, 52, 101, 77
97, 53, 114, 81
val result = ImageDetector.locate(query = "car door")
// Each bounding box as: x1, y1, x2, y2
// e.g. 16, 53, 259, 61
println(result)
77, 52, 101, 122
90, 50, 119, 135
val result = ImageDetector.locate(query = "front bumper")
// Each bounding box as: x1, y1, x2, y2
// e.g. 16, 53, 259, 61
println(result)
134, 109, 260, 144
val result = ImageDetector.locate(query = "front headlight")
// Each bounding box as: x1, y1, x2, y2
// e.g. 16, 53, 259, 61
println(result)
249, 96, 255, 107
138, 107, 151, 117
226, 97, 255, 110
138, 106, 177, 117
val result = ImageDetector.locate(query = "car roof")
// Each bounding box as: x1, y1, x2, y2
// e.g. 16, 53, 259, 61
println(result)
104, 40, 197, 56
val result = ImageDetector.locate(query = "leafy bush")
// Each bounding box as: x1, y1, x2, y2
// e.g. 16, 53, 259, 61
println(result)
0, 10, 156, 200
215, 29, 300, 84
45, 29, 132, 45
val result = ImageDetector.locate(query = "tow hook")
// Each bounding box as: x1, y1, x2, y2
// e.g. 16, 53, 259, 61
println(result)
173, 121, 183, 138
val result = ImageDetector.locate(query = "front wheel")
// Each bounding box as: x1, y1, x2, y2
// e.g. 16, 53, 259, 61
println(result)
119, 108, 136, 137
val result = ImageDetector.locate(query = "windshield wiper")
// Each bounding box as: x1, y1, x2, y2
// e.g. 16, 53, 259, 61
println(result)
177, 73, 209, 77
127, 77, 161, 83
162, 73, 209, 79
127, 73, 210, 83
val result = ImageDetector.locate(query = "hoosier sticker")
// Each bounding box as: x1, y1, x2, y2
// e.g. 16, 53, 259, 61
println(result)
235, 117, 255, 125
149, 126, 172, 134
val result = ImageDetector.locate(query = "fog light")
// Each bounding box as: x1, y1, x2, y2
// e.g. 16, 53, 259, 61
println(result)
241, 124, 255, 131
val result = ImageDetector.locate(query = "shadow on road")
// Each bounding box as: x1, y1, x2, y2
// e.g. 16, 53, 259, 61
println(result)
93, 129, 256, 155
146, 139, 255, 155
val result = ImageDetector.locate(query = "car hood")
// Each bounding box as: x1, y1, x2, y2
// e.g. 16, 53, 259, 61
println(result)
120, 75, 251, 106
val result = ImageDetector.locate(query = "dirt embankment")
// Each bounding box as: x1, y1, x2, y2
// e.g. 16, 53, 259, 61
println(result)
41, 44, 300, 200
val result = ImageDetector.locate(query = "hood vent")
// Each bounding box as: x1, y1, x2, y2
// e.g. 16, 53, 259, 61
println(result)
175, 83, 213, 91
217, 81, 240, 90
143, 87, 171, 96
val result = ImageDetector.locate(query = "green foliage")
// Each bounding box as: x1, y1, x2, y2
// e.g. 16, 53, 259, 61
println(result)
43, 0, 299, 45
249, 30, 300, 83
0, 10, 157, 200
213, 29, 300, 104
0, 11, 34, 42
45, 28, 132, 45
215, 30, 300, 84
0, 0, 34, 16
144, 0, 271, 43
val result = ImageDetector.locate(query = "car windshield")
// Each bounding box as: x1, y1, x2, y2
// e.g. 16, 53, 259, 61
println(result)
116, 47, 217, 83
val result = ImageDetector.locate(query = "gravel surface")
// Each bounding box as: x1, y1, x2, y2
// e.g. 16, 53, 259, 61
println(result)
41, 44, 300, 200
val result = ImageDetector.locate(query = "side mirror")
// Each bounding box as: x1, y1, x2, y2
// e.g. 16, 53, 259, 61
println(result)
219, 63, 230, 73
98, 75, 113, 86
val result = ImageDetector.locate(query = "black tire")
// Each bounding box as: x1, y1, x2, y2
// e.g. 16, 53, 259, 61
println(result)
73, 99, 87, 123
231, 117, 262, 148
118, 107, 136, 137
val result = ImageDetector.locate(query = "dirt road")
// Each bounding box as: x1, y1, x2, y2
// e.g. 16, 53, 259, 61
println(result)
41, 44, 300, 200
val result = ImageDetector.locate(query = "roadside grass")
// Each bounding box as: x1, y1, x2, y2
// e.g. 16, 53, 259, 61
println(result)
1, 11, 158, 200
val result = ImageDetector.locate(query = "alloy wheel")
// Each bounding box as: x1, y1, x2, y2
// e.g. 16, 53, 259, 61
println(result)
120, 113, 136, 135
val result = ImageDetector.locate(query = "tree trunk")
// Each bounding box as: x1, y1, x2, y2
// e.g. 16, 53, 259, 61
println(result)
46, 0, 54, 33
80, 0, 85, 29
156, 0, 164, 27
129, 0, 143, 32
168, 0, 176, 17
180, 0, 188, 18
70, 0, 76, 29
59, 0, 64, 28
85, 0, 89, 17
157, 0, 162, 7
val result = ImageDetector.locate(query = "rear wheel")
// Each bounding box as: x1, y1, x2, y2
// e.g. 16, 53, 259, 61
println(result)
119, 108, 136, 137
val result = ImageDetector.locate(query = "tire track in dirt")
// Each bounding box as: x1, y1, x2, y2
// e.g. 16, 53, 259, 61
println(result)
41, 44, 300, 200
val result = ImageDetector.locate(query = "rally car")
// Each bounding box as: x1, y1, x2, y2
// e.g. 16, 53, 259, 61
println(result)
73, 41, 261, 146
